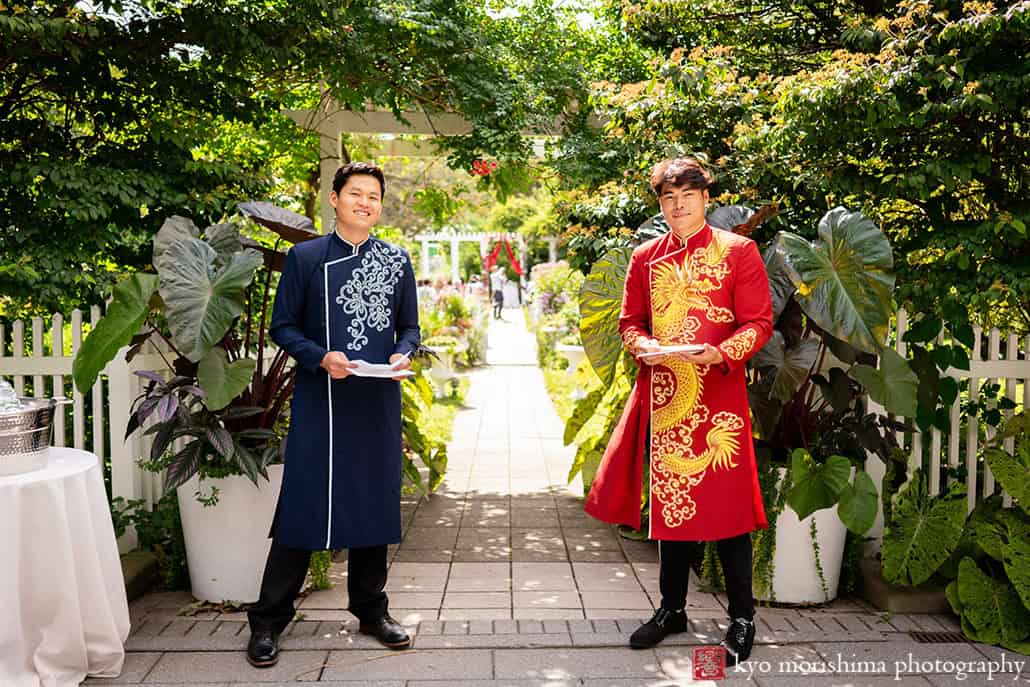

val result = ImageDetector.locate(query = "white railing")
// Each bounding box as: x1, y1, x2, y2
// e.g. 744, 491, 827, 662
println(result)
864, 309, 1029, 545
0, 309, 172, 552
894, 310, 1028, 510
3, 306, 1026, 550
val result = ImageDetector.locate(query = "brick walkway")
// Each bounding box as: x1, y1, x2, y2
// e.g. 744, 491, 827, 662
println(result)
90, 315, 1026, 686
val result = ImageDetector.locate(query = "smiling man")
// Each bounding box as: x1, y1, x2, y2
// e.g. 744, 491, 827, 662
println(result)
246, 162, 420, 667
585, 157, 773, 665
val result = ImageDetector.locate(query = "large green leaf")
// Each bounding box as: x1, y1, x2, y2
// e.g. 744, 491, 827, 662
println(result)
983, 443, 1030, 514
204, 223, 242, 264
752, 332, 820, 403
837, 468, 879, 535
849, 346, 919, 417
197, 348, 256, 411
774, 207, 894, 353
786, 449, 851, 520
761, 243, 796, 321
998, 510, 1030, 611
563, 387, 604, 445
964, 496, 1006, 562
882, 476, 967, 586
957, 557, 1030, 645
158, 238, 262, 361
153, 215, 199, 267
73, 273, 159, 393
580, 245, 633, 387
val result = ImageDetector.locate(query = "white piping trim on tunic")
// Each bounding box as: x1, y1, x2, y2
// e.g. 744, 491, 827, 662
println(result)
323, 251, 362, 549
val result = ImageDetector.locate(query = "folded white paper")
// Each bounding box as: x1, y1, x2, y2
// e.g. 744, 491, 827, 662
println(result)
638, 344, 705, 358
348, 359, 415, 378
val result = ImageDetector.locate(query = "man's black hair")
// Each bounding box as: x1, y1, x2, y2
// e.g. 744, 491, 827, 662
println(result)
332, 162, 386, 197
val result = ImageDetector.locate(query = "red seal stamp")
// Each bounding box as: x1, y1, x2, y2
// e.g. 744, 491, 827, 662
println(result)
693, 645, 726, 680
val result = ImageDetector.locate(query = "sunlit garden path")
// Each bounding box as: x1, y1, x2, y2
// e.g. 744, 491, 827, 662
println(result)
104, 315, 991, 686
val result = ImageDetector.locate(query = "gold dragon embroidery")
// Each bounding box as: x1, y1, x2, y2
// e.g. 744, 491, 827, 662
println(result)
648, 232, 746, 529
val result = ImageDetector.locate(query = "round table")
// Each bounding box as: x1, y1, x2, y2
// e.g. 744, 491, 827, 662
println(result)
0, 447, 130, 687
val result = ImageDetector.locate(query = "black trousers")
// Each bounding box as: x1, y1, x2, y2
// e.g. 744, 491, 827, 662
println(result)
492, 298, 503, 319
658, 532, 754, 620
247, 540, 389, 635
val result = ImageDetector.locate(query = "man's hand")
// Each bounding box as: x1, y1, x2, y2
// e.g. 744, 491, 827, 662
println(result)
388, 353, 411, 382
321, 351, 357, 379
677, 343, 724, 367
638, 339, 669, 366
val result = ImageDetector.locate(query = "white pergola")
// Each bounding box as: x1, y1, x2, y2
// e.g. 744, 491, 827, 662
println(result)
414, 231, 559, 284
284, 99, 551, 233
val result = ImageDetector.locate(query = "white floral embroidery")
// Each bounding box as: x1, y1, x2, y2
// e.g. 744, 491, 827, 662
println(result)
335, 241, 406, 351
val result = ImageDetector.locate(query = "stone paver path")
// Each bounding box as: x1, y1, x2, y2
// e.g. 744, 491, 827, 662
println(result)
95, 315, 1024, 686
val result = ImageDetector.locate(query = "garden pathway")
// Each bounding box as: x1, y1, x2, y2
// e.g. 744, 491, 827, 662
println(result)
95, 314, 1015, 686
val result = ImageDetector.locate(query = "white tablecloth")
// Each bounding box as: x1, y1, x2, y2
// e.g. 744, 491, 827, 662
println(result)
0, 448, 130, 687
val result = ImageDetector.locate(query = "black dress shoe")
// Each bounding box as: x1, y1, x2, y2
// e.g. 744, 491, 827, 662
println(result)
359, 614, 411, 649
246, 630, 280, 667
629, 607, 688, 649
720, 617, 756, 666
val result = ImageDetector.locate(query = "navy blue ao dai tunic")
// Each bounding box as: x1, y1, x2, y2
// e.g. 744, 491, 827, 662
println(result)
269, 233, 420, 550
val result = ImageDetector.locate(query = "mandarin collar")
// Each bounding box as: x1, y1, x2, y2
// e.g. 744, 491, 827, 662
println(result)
673, 223, 712, 252
331, 230, 370, 256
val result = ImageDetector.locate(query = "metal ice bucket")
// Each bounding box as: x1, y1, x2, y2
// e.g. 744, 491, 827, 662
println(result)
0, 397, 70, 476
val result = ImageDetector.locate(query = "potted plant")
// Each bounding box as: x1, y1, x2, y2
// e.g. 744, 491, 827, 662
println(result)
575, 205, 918, 603
422, 335, 465, 398
73, 206, 318, 602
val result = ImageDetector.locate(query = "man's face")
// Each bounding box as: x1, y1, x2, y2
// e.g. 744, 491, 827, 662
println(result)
658, 183, 708, 235
329, 174, 382, 233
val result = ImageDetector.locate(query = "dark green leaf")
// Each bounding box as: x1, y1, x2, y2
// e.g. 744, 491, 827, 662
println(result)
930, 345, 952, 371
158, 238, 262, 361
951, 323, 975, 349
837, 469, 878, 535
773, 208, 894, 353
939, 377, 959, 406
197, 347, 256, 410
882, 476, 967, 586
787, 449, 851, 520
957, 557, 1030, 645
762, 243, 796, 321
903, 315, 941, 344
752, 332, 820, 403
564, 387, 604, 445
849, 347, 918, 417
579, 246, 633, 387
73, 273, 159, 393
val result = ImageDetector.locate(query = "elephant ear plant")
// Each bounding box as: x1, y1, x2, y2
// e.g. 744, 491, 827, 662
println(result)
575, 205, 920, 592
74, 205, 447, 500
73, 206, 318, 495
749, 207, 916, 534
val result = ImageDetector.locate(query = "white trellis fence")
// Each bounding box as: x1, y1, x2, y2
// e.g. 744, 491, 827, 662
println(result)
0, 309, 173, 551
1, 307, 1027, 550
863, 309, 1029, 545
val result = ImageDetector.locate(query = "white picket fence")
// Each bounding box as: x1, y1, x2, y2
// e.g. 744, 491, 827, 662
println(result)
0, 308, 172, 551
1, 307, 1027, 551
861, 309, 1029, 545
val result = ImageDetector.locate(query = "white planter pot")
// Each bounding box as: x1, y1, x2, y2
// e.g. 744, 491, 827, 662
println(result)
757, 468, 849, 604
177, 464, 284, 604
